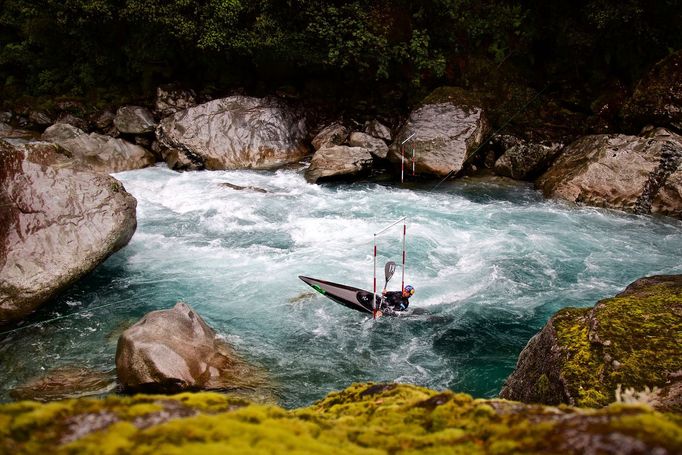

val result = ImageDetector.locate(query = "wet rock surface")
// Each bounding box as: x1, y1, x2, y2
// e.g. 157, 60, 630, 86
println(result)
156, 96, 309, 170
1, 383, 680, 454
41, 123, 155, 173
536, 128, 682, 218
304, 145, 373, 183
0, 140, 137, 324
500, 275, 682, 412
115, 302, 266, 394
388, 87, 490, 177
9, 367, 116, 402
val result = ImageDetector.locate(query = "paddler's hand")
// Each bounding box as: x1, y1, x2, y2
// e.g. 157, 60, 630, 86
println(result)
375, 310, 383, 318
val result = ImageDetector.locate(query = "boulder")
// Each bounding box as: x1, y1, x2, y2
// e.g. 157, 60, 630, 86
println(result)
622, 49, 682, 130
42, 123, 155, 173
2, 382, 681, 453
56, 113, 90, 131
28, 110, 52, 127
115, 302, 265, 393
114, 106, 156, 134
305, 145, 373, 183
0, 140, 137, 324
92, 110, 116, 132
311, 122, 348, 151
9, 367, 116, 401
0, 122, 39, 143
364, 119, 391, 142
536, 128, 682, 218
494, 140, 563, 180
388, 87, 490, 177
219, 182, 267, 193
155, 84, 197, 117
156, 96, 309, 170
349, 131, 389, 159
500, 275, 682, 412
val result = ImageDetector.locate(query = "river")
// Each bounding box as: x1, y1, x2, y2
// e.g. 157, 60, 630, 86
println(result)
2, 164, 681, 407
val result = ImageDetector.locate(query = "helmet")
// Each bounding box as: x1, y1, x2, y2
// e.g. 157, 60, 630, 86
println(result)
403, 285, 415, 296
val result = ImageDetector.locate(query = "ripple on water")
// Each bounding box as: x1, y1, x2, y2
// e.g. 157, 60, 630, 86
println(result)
1, 166, 681, 407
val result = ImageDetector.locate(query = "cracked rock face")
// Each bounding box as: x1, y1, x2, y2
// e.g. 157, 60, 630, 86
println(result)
304, 145, 373, 183
388, 92, 490, 177
116, 302, 266, 394
0, 140, 137, 324
156, 96, 309, 170
536, 128, 682, 218
114, 106, 157, 134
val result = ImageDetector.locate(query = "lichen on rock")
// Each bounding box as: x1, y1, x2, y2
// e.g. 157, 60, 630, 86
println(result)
1, 382, 681, 454
501, 275, 682, 411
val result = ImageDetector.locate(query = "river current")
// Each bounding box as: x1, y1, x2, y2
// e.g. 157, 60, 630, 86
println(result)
2, 164, 681, 407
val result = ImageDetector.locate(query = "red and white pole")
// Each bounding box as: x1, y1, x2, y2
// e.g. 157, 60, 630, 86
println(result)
402, 222, 406, 292
373, 236, 377, 319
401, 146, 404, 183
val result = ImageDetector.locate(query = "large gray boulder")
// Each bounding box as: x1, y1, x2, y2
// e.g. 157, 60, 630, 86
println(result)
114, 106, 157, 134
305, 145, 373, 183
536, 128, 682, 218
115, 302, 265, 393
0, 140, 137, 325
349, 132, 389, 159
156, 96, 309, 170
622, 50, 682, 130
42, 123, 155, 173
388, 87, 490, 177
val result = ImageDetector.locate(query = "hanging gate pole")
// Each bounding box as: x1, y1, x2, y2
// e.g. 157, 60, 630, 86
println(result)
400, 133, 416, 183
401, 221, 406, 291
372, 216, 407, 319
373, 234, 377, 319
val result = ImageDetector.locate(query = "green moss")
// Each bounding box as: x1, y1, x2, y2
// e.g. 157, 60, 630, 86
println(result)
1, 383, 680, 454
552, 282, 682, 408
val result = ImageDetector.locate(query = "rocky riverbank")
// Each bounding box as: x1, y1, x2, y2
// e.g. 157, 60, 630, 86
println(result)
2, 382, 680, 454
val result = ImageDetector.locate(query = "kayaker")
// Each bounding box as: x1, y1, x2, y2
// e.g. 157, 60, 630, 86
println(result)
381, 285, 414, 314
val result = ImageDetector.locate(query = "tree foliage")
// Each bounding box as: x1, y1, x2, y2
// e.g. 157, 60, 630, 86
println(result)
0, 0, 680, 101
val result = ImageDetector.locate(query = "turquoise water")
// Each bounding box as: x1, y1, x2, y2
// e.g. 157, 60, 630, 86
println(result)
2, 165, 681, 407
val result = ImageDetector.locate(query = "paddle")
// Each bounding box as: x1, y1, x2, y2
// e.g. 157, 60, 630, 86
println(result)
383, 261, 396, 293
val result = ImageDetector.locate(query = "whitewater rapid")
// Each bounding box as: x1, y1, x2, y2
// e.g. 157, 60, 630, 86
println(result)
2, 164, 681, 406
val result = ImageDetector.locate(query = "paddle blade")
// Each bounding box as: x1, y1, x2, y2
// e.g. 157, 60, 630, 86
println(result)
384, 261, 396, 284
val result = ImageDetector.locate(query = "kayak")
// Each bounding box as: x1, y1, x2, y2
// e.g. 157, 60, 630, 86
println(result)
298, 275, 377, 314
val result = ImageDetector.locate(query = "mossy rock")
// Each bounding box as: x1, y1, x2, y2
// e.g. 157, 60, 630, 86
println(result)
1, 382, 681, 453
501, 275, 682, 411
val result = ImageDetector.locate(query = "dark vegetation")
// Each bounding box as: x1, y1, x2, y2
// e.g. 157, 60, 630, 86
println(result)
1, 0, 680, 133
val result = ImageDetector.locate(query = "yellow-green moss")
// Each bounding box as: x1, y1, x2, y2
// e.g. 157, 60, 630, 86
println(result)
553, 282, 682, 408
1, 383, 680, 454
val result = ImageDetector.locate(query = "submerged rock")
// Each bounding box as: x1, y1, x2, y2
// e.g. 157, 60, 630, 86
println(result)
10, 367, 116, 402
536, 128, 682, 218
41, 123, 155, 173
500, 275, 682, 412
218, 182, 267, 193
1, 382, 680, 453
305, 145, 373, 183
0, 140, 137, 324
311, 122, 348, 151
115, 302, 266, 395
388, 87, 490, 177
156, 96, 309, 171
